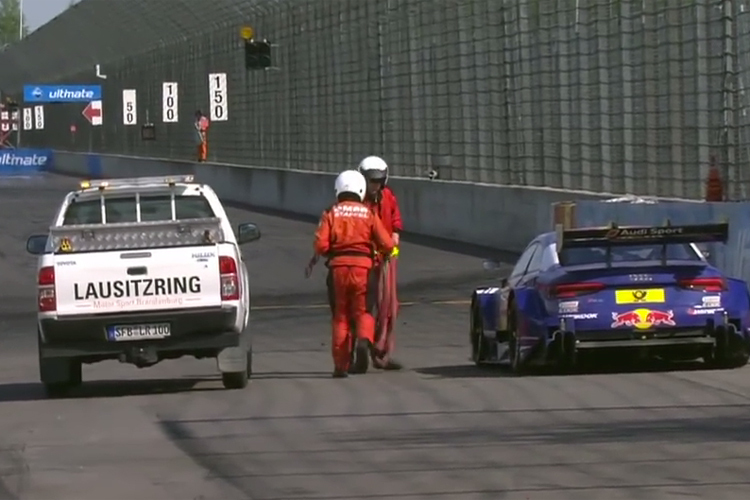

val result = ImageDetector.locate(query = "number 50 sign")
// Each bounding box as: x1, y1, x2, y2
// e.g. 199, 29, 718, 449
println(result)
208, 72, 228, 122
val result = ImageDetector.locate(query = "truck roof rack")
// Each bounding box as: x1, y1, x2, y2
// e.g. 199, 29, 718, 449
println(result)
78, 175, 195, 191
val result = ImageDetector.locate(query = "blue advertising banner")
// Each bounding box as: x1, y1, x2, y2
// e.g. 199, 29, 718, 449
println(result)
0, 149, 53, 174
23, 85, 102, 103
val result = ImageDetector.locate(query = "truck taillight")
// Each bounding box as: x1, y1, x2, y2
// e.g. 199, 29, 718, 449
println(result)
38, 266, 56, 312
219, 256, 239, 301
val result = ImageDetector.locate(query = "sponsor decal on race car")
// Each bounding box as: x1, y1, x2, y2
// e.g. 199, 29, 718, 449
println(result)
561, 312, 598, 320
686, 296, 723, 315
558, 300, 578, 314
687, 307, 724, 315
700, 295, 721, 309
611, 308, 675, 330
606, 226, 684, 239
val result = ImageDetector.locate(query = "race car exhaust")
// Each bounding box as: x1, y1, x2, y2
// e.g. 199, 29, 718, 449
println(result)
548, 330, 576, 367
549, 330, 563, 358
561, 331, 577, 367
713, 325, 729, 360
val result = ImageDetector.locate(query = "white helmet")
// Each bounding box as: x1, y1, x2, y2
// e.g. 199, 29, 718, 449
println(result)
334, 170, 367, 202
358, 155, 389, 184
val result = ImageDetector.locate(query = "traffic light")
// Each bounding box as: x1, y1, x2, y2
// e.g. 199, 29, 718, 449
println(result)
256, 40, 271, 69
244, 39, 272, 70
4, 97, 18, 112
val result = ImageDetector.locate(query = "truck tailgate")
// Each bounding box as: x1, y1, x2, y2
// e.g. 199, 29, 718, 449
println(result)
54, 246, 222, 316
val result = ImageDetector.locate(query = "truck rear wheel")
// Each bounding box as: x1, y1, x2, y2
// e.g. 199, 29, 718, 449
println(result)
220, 345, 252, 389
39, 356, 82, 397
221, 371, 247, 389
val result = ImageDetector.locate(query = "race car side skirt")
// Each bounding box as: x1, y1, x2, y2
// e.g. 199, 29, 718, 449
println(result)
575, 337, 715, 349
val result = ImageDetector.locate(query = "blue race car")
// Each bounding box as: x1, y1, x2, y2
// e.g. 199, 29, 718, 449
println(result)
470, 222, 750, 373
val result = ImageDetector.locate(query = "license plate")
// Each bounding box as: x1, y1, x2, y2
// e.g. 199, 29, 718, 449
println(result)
107, 323, 171, 342
615, 288, 665, 305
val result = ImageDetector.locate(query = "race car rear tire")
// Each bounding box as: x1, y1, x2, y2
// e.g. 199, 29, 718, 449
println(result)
470, 301, 489, 365
705, 325, 750, 369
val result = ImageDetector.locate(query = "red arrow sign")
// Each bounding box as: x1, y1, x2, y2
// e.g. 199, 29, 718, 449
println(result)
82, 100, 103, 126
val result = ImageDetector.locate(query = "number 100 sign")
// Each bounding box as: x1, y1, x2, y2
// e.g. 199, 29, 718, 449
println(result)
162, 82, 179, 123
208, 72, 228, 122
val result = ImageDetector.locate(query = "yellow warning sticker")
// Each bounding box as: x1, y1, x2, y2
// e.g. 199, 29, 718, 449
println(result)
59, 238, 72, 252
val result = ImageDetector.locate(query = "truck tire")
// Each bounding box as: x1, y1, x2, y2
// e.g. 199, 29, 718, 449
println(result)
39, 356, 82, 397
221, 345, 252, 389
221, 371, 247, 389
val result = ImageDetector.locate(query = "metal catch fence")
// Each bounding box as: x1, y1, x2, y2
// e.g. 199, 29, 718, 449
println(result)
1, 0, 750, 199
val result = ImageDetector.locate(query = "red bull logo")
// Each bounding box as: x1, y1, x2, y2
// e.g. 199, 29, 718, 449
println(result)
610, 308, 675, 330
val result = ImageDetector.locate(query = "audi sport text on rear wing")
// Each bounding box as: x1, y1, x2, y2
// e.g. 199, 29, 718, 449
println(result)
47, 217, 225, 254
556, 222, 729, 252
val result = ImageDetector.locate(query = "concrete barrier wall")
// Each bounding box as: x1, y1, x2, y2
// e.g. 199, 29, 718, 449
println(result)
52, 152, 750, 284
52, 151, 630, 253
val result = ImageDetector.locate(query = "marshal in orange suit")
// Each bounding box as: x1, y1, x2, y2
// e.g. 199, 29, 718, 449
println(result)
313, 170, 394, 378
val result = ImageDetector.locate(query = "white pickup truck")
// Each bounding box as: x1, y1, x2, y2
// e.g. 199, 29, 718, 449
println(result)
25, 175, 261, 395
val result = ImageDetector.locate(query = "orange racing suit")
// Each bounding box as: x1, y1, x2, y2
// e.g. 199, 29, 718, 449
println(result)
365, 185, 403, 241
314, 200, 394, 372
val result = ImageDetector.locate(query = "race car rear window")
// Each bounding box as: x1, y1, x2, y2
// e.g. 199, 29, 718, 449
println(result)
560, 243, 701, 266
62, 195, 215, 224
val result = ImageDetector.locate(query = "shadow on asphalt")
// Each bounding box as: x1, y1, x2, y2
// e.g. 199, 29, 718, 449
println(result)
415, 360, 712, 379
251, 371, 333, 379
0, 377, 221, 402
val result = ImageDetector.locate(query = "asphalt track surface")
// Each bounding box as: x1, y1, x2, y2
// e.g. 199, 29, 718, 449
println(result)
1, 174, 750, 499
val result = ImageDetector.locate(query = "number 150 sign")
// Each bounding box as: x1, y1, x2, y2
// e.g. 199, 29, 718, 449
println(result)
208, 73, 228, 122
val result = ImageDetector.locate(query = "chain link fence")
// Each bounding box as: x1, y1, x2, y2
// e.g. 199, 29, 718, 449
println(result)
1, 0, 750, 199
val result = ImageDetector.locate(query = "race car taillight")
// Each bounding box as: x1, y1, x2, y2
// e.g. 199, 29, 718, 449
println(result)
219, 256, 240, 301
550, 282, 605, 298
38, 266, 56, 312
678, 277, 726, 292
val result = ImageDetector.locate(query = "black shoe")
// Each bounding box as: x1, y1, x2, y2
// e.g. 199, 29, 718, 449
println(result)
332, 369, 348, 378
383, 358, 403, 371
350, 339, 371, 374
372, 354, 403, 371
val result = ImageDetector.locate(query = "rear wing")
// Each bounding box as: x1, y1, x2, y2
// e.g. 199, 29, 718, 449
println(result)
556, 222, 729, 251
47, 217, 224, 254
555, 221, 729, 266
